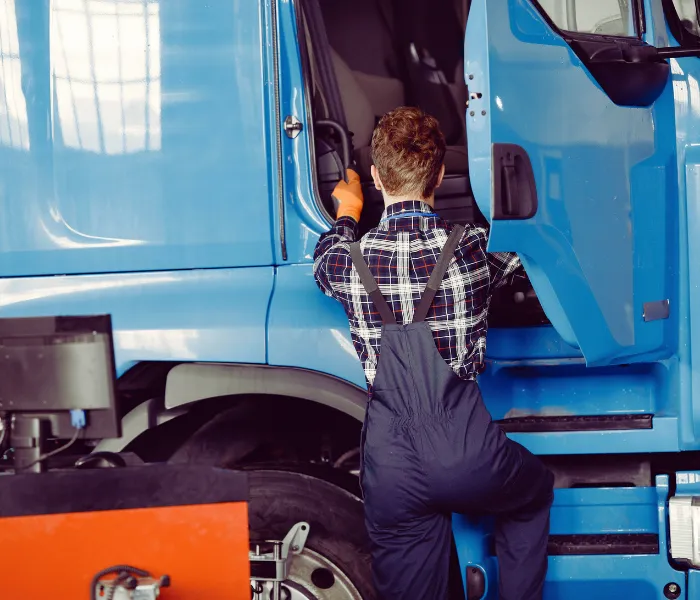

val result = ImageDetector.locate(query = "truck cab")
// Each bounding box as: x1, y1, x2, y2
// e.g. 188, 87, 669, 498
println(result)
2, 0, 700, 597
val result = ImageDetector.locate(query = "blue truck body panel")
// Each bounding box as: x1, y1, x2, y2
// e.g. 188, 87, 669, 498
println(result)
3, 0, 700, 595
0, 267, 273, 376
268, 264, 366, 386
2, 0, 275, 276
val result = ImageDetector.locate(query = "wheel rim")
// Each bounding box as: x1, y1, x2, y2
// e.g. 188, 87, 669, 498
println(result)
256, 547, 363, 600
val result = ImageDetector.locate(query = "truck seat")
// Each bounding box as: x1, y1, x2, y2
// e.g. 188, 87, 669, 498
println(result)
319, 0, 400, 80
328, 49, 476, 232
321, 0, 468, 163
330, 50, 469, 180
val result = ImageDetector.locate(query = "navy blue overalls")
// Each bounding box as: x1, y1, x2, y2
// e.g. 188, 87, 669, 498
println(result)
349, 225, 554, 600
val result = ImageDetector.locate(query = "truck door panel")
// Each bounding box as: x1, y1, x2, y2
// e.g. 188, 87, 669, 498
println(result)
466, 0, 677, 366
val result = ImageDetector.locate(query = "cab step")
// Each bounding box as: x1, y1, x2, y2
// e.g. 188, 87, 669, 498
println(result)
488, 534, 659, 556
547, 533, 659, 555
496, 414, 653, 433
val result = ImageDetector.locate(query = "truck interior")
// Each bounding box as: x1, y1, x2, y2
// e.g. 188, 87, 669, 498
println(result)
297, 0, 550, 329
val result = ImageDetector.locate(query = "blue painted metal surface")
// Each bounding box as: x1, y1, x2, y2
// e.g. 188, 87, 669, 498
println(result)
1, 0, 699, 594
465, 0, 677, 367
485, 326, 582, 360
0, 267, 274, 376
267, 264, 366, 387
479, 361, 667, 420
266, 264, 683, 455
690, 571, 700, 599
550, 487, 658, 534
0, 0, 691, 448
453, 476, 683, 599
667, 36, 700, 451
275, 0, 332, 265
0, 0, 274, 276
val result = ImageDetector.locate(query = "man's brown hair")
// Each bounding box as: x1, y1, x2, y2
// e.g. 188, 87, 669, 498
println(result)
370, 106, 447, 200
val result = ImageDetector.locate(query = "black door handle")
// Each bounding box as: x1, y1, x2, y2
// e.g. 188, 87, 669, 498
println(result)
502, 161, 517, 217
492, 143, 538, 221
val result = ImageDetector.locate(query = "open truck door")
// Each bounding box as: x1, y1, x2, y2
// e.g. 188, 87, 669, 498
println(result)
465, 0, 679, 366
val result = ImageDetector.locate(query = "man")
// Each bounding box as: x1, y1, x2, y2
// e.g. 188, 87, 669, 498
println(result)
313, 107, 554, 600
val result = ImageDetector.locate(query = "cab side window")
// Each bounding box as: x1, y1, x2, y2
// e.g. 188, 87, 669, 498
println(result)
537, 0, 638, 37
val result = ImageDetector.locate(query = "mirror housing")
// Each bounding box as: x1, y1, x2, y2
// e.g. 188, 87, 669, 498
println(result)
565, 36, 670, 107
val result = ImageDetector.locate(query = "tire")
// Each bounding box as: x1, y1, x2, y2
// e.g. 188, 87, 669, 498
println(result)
248, 469, 376, 599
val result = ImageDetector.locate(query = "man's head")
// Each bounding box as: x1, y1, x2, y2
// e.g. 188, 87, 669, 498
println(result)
370, 107, 446, 205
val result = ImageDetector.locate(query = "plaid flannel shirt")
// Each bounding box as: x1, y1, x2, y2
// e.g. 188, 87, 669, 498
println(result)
313, 201, 523, 388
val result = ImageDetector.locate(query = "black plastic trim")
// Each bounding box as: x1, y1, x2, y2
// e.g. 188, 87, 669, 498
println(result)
0, 465, 249, 517
496, 413, 653, 433
633, 0, 646, 36
547, 534, 659, 556
492, 144, 538, 220
465, 566, 485, 599
488, 533, 659, 556
566, 37, 670, 107
527, 1, 669, 107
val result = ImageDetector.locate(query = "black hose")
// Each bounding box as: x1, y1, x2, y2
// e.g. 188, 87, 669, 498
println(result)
106, 573, 133, 600
90, 565, 150, 600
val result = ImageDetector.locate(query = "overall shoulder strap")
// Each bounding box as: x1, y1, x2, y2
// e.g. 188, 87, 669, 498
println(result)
412, 225, 465, 323
349, 243, 398, 325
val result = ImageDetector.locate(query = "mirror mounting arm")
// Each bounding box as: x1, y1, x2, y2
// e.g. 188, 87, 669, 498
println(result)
656, 46, 700, 58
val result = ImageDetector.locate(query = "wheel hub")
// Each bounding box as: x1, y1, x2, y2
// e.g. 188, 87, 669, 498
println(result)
251, 522, 363, 600
283, 547, 363, 599
254, 548, 362, 599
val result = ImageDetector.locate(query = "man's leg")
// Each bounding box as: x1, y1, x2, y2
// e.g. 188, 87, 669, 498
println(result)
491, 441, 554, 600
439, 434, 553, 600
365, 512, 452, 600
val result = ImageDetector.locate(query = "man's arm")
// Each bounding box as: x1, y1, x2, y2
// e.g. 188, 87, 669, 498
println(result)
313, 169, 364, 298
487, 251, 525, 292
313, 216, 359, 298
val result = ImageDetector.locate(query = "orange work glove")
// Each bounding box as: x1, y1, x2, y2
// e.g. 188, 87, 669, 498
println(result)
333, 168, 364, 222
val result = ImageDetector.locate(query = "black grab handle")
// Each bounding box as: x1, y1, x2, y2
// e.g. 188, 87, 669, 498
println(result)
316, 119, 353, 181
492, 143, 538, 220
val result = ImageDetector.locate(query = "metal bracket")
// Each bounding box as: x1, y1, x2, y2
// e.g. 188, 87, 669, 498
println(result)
282, 520, 310, 557
284, 115, 303, 139
93, 570, 170, 600
250, 522, 310, 599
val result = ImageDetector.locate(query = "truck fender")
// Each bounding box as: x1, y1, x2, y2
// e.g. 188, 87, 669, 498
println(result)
96, 363, 367, 453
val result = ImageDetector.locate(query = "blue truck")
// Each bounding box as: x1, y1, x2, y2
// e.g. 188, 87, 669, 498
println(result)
3, 0, 700, 597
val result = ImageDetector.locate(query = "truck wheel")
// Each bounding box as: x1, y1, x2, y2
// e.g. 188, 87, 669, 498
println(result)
248, 469, 376, 600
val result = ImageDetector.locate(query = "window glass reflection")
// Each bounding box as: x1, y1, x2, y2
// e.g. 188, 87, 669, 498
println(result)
0, 0, 29, 150
672, 0, 700, 36
52, 0, 161, 154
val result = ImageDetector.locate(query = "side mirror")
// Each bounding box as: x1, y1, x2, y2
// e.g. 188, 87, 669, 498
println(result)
564, 36, 671, 107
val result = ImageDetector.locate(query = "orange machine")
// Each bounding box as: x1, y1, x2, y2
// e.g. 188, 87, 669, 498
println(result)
0, 464, 250, 599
